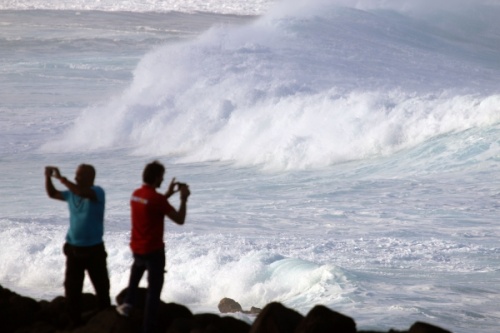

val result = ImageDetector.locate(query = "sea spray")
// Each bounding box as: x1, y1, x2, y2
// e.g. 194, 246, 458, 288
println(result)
2, 1, 500, 332
41, 1, 500, 171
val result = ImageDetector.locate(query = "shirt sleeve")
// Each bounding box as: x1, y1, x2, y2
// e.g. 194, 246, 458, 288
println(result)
61, 190, 70, 201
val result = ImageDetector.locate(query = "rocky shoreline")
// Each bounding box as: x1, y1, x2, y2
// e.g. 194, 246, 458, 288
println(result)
0, 284, 452, 333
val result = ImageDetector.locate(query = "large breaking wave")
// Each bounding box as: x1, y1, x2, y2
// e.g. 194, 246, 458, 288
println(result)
42, 0, 500, 170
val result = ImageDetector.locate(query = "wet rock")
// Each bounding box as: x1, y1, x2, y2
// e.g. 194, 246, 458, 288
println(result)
218, 297, 243, 313
243, 306, 262, 315
410, 321, 452, 333
158, 302, 193, 332
73, 307, 134, 333
115, 287, 147, 309
0, 285, 40, 333
218, 297, 261, 315
295, 305, 356, 333
249, 302, 304, 333
0, 284, 456, 333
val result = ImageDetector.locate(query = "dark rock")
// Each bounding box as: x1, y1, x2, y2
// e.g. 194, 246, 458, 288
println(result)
34, 293, 100, 330
0, 286, 40, 333
72, 307, 136, 333
359, 330, 406, 333
166, 316, 194, 333
409, 321, 452, 333
168, 313, 251, 333
158, 302, 193, 332
192, 313, 223, 329
218, 298, 261, 315
243, 306, 262, 315
186, 313, 223, 333
13, 321, 56, 333
167, 313, 250, 333
116, 287, 194, 333
218, 316, 252, 333
294, 305, 356, 333
112, 294, 145, 333
37, 296, 71, 328
251, 306, 262, 314
249, 302, 304, 333
0, 284, 459, 333
115, 287, 148, 310
218, 298, 243, 313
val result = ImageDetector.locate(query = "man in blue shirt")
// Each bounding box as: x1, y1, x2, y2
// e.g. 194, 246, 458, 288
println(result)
45, 164, 111, 327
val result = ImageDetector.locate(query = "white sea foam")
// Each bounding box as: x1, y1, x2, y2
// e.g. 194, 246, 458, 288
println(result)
40, 1, 500, 170
2, 1, 500, 332
0, 0, 274, 15
3, 0, 498, 15
2, 217, 498, 330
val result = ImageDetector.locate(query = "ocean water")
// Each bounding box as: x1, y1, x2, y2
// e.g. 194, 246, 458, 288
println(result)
1, 0, 500, 332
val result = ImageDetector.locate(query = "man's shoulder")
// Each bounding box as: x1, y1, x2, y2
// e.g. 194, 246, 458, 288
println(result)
132, 186, 165, 203
91, 185, 105, 201
133, 185, 158, 195
92, 185, 104, 191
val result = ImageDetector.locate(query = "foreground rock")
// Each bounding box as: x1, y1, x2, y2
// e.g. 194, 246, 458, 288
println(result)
0, 285, 452, 333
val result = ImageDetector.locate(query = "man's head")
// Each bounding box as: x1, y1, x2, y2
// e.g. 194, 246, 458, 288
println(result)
75, 164, 96, 187
143, 161, 165, 188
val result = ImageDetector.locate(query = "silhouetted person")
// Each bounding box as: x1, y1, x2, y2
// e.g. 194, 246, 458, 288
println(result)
117, 160, 190, 333
45, 164, 111, 327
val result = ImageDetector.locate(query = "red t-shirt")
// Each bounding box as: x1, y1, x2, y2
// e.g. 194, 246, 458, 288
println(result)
130, 184, 174, 255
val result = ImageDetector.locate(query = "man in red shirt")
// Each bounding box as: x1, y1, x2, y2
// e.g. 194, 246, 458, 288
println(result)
117, 161, 190, 333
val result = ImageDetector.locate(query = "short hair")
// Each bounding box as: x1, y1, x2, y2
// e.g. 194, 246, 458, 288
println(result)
142, 160, 165, 185
79, 164, 96, 182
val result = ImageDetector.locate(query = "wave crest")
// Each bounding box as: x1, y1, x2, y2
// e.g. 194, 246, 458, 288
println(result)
41, 1, 500, 170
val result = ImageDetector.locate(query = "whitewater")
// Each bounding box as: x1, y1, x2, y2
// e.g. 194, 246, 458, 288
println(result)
1, 0, 499, 332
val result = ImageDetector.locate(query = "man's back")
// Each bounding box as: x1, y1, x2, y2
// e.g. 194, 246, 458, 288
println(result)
130, 184, 173, 255
63, 185, 105, 246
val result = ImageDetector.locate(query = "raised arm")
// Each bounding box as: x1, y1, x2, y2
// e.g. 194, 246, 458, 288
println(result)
165, 183, 190, 225
45, 166, 65, 201
45, 165, 97, 201
57, 176, 97, 201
